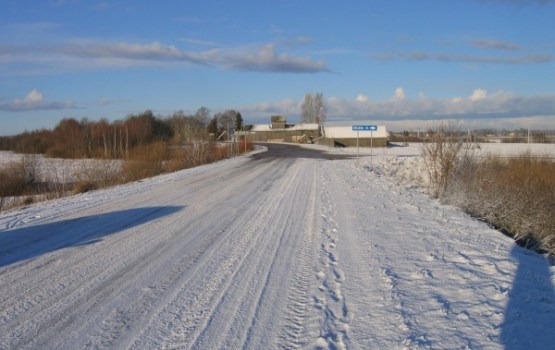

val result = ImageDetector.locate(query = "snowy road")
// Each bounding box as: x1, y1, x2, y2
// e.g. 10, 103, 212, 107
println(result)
1, 143, 554, 349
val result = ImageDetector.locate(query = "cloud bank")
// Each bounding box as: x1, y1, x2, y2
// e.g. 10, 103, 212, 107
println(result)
0, 40, 330, 75
240, 88, 555, 129
373, 52, 552, 64
0, 89, 76, 111
470, 38, 520, 51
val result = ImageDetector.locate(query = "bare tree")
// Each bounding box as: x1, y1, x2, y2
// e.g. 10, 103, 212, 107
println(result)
194, 107, 210, 125
314, 92, 326, 125
301, 93, 313, 124
300, 92, 326, 125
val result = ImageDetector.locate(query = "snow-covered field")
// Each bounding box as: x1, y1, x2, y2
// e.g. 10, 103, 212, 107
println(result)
0, 151, 122, 183
0, 143, 553, 349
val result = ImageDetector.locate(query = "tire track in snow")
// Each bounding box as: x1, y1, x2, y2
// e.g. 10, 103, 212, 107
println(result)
189, 161, 306, 349
78, 157, 286, 349
125, 158, 310, 349
0, 154, 282, 349
274, 161, 320, 349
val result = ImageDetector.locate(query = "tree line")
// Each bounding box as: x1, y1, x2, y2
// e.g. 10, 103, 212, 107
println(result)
0, 108, 243, 159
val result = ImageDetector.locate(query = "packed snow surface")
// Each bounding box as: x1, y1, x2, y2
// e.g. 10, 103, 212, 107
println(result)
1, 143, 554, 349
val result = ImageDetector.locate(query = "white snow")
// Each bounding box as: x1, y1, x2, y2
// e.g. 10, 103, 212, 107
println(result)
0, 151, 122, 183
1, 143, 553, 349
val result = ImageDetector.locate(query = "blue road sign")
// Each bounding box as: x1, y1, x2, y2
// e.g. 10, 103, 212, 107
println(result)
352, 125, 377, 131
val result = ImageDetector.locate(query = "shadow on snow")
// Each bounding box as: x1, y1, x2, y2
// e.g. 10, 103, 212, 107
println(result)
500, 245, 555, 349
0, 206, 183, 269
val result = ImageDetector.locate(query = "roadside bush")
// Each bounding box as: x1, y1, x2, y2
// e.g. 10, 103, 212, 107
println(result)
75, 159, 122, 188
0, 161, 27, 193
121, 141, 170, 181
421, 128, 555, 255
421, 127, 464, 198
443, 154, 555, 254
72, 181, 98, 194
0, 161, 29, 211
237, 140, 255, 154
176, 142, 233, 170
2, 139, 251, 211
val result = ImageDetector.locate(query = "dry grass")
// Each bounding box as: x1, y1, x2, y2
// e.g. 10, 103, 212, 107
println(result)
421, 129, 464, 199
0, 159, 37, 211
421, 126, 555, 255
237, 140, 255, 154
121, 141, 170, 182
1, 140, 254, 212
121, 141, 249, 182
72, 181, 99, 194
444, 154, 555, 254
0, 162, 27, 209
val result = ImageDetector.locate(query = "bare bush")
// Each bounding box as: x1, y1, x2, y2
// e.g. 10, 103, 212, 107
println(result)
0, 161, 27, 211
173, 142, 238, 170
72, 181, 98, 194
442, 153, 555, 255
73, 159, 122, 192
1, 139, 251, 210
237, 140, 255, 155
421, 126, 464, 198
421, 127, 555, 255
121, 141, 170, 182
21, 154, 40, 187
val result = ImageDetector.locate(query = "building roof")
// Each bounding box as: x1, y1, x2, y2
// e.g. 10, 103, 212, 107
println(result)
287, 123, 319, 131
251, 124, 271, 131
250, 123, 319, 132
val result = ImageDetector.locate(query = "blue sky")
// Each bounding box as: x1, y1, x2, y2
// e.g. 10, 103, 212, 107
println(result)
1, 0, 554, 135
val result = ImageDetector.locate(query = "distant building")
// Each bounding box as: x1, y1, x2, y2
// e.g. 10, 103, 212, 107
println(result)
321, 123, 388, 147
240, 117, 388, 147
270, 115, 286, 129
242, 116, 320, 143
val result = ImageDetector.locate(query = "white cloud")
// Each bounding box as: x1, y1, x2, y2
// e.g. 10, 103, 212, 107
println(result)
393, 87, 406, 101
355, 94, 369, 102
241, 98, 301, 119
469, 88, 488, 101
179, 37, 221, 47
238, 89, 555, 129
471, 38, 520, 51
0, 89, 76, 111
200, 44, 329, 73
24, 89, 44, 104
373, 52, 553, 64
0, 40, 330, 74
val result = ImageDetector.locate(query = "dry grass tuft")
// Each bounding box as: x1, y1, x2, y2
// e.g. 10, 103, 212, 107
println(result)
121, 141, 170, 181
445, 153, 555, 254
422, 132, 555, 255
1, 140, 254, 211
72, 181, 98, 194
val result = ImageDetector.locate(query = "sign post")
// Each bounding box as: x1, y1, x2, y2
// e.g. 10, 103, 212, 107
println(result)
352, 125, 378, 167
356, 130, 359, 160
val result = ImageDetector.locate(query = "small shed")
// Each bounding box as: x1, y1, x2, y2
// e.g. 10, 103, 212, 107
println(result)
271, 115, 286, 129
